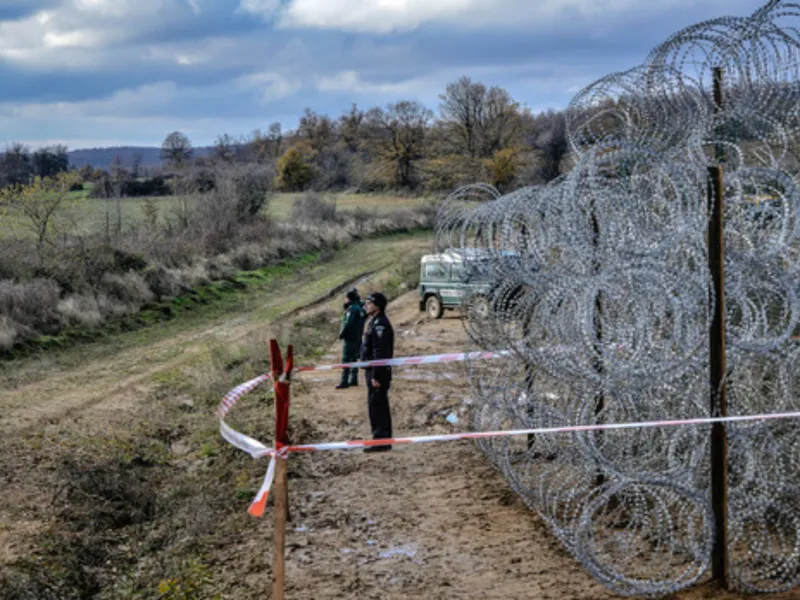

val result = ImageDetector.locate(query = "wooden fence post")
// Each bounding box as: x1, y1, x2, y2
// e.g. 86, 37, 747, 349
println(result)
270, 340, 293, 600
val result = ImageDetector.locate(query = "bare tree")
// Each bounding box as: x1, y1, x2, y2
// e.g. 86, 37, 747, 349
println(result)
214, 133, 237, 163
338, 104, 365, 153
0, 172, 82, 263
367, 101, 433, 188
439, 77, 487, 159
267, 122, 283, 159
298, 108, 334, 152
526, 110, 568, 183
439, 76, 524, 159
160, 130, 193, 168
479, 87, 524, 156
0, 143, 33, 187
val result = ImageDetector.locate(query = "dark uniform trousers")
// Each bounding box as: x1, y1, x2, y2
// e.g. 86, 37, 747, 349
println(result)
341, 341, 361, 386
366, 371, 392, 439
361, 312, 394, 439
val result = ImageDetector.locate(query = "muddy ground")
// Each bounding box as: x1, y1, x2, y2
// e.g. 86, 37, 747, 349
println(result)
1, 256, 796, 598
241, 293, 794, 600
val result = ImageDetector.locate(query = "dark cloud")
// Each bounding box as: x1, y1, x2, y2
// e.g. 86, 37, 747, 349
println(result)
0, 0, 777, 148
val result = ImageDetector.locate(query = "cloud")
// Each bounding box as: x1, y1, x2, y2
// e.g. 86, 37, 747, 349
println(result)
271, 0, 734, 33
236, 71, 302, 102
0, 0, 208, 69
0, 0, 773, 149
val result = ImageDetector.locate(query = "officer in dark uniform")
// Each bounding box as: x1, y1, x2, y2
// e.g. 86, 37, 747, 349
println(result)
336, 288, 365, 389
361, 292, 394, 452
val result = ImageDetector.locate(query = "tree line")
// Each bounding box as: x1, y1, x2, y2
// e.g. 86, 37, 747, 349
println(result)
1, 76, 570, 197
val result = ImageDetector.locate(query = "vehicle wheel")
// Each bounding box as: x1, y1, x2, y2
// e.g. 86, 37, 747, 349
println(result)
426, 295, 444, 319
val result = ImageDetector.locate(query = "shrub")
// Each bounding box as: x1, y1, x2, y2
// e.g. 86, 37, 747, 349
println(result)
231, 244, 265, 271
275, 144, 315, 191
57, 294, 104, 328
0, 279, 61, 334
290, 192, 339, 223
99, 272, 154, 306
230, 165, 272, 220
120, 175, 171, 197
143, 265, 183, 299
0, 315, 18, 350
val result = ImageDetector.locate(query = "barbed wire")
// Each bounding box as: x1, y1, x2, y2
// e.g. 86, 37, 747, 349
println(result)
439, 1, 800, 595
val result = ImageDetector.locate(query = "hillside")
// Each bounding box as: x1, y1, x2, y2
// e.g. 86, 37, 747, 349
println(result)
67, 145, 213, 170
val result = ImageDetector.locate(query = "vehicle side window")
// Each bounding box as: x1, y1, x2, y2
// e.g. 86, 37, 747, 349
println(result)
451, 264, 465, 281
424, 263, 447, 279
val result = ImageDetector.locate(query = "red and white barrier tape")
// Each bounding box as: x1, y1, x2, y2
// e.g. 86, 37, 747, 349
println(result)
295, 349, 511, 372
218, 351, 510, 515
217, 352, 800, 517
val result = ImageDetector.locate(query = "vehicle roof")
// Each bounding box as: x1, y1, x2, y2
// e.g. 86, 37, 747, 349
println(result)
421, 248, 518, 263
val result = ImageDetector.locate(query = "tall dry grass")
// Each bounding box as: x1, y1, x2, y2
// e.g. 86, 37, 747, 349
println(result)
0, 179, 435, 351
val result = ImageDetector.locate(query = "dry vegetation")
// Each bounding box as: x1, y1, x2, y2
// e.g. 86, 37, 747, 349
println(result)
0, 242, 425, 600
0, 173, 435, 355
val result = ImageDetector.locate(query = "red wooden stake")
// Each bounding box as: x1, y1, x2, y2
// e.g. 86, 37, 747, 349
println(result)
270, 340, 292, 600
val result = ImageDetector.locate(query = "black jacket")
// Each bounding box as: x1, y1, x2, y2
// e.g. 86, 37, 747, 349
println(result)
360, 312, 394, 383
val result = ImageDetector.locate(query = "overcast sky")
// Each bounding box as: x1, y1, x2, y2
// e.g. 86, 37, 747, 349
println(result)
0, 0, 772, 150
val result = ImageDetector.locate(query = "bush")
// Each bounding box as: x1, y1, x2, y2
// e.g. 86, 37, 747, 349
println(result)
0, 279, 61, 335
0, 315, 18, 350
290, 192, 339, 223
230, 165, 272, 220
57, 294, 104, 328
120, 175, 171, 197
143, 265, 183, 299
275, 144, 315, 191
100, 272, 154, 306
231, 244, 266, 271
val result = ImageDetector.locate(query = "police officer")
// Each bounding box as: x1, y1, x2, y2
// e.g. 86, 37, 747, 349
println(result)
361, 292, 394, 452
336, 287, 365, 389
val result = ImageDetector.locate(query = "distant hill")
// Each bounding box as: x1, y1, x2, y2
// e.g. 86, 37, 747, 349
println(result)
67, 146, 212, 171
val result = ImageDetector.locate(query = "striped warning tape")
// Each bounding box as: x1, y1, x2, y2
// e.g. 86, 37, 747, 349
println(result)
217, 352, 800, 517
218, 351, 510, 515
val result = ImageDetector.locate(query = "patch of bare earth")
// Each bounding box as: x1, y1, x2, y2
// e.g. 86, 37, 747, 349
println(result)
0, 278, 795, 598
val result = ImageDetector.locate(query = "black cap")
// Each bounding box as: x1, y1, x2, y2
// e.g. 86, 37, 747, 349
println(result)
366, 292, 387, 311
346, 287, 359, 302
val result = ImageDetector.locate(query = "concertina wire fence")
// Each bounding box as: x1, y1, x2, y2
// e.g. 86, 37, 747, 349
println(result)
436, 0, 800, 595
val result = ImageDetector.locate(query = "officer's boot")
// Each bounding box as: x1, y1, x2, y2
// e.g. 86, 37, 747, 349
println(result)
348, 368, 358, 387
335, 368, 350, 389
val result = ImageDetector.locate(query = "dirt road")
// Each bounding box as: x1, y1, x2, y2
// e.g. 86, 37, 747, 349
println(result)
1, 243, 794, 598
246, 291, 792, 599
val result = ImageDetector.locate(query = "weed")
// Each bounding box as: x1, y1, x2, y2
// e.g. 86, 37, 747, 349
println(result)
156, 559, 217, 600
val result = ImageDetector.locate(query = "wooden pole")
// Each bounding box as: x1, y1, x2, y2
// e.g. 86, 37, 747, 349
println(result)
709, 65, 729, 589
270, 339, 292, 600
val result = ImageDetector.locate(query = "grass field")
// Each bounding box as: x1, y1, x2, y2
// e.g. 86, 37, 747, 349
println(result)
268, 192, 435, 219
0, 189, 438, 239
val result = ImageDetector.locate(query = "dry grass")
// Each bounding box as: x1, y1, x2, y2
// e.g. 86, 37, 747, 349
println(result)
0, 195, 435, 352
2, 192, 434, 239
